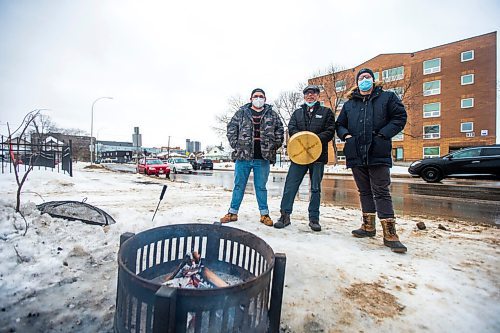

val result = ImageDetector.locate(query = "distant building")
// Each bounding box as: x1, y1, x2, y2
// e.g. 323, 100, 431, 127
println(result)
96, 140, 133, 162
100, 150, 132, 163
31, 132, 90, 162
310, 31, 497, 162
186, 139, 201, 153
205, 146, 230, 161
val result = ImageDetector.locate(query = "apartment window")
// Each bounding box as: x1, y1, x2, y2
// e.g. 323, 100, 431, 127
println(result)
423, 58, 441, 74
423, 146, 440, 158
373, 72, 380, 81
423, 125, 440, 139
382, 66, 404, 82
335, 80, 346, 92
392, 131, 404, 141
318, 85, 325, 92
423, 102, 441, 118
461, 50, 474, 62
461, 74, 474, 85
393, 147, 404, 161
387, 87, 404, 99
461, 98, 474, 108
336, 97, 348, 110
423, 80, 441, 96
460, 122, 473, 132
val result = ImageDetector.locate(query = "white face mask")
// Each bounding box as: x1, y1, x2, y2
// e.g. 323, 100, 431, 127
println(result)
252, 97, 265, 109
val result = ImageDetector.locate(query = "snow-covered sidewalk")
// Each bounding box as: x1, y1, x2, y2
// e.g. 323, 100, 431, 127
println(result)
0, 164, 498, 333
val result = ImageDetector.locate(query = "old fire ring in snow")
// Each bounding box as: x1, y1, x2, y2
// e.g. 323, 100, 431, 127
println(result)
114, 223, 287, 333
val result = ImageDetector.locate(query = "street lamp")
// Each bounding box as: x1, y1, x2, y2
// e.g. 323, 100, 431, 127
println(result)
90, 97, 113, 165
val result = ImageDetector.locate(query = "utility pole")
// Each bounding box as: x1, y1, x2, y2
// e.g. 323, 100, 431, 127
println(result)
167, 136, 171, 158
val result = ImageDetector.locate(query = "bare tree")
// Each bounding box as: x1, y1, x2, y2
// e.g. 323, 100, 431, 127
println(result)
6, 110, 47, 235
212, 95, 245, 138
30, 113, 58, 137
272, 90, 303, 127
382, 66, 421, 139
309, 64, 355, 165
61, 128, 87, 136
312, 64, 355, 111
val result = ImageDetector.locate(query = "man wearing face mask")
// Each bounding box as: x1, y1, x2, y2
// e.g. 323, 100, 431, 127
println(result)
274, 85, 335, 231
336, 68, 408, 253
220, 88, 284, 226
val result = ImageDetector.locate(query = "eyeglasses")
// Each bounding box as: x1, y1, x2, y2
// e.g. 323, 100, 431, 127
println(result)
304, 91, 318, 96
358, 75, 373, 81
252, 95, 265, 99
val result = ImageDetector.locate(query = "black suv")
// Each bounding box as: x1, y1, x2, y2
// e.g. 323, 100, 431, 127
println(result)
408, 145, 500, 182
195, 159, 214, 170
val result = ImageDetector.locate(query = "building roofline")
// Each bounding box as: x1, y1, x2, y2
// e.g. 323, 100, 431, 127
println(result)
410, 31, 496, 54
310, 31, 497, 80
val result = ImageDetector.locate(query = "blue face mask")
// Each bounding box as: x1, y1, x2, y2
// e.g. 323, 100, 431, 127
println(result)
305, 101, 316, 107
358, 78, 373, 92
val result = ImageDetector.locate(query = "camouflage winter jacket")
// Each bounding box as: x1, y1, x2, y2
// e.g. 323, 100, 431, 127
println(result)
227, 103, 284, 163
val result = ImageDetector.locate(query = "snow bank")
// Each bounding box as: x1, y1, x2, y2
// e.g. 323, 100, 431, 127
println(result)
0, 164, 498, 333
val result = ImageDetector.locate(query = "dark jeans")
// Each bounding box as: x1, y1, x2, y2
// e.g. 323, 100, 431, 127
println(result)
280, 162, 325, 221
351, 165, 394, 219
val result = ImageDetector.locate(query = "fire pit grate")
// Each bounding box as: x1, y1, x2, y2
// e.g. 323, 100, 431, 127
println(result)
114, 223, 286, 333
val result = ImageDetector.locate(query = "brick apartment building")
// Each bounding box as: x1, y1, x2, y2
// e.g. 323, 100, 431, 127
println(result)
309, 31, 497, 162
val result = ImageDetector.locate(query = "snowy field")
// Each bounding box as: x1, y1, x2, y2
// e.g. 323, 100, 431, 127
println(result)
0, 163, 499, 333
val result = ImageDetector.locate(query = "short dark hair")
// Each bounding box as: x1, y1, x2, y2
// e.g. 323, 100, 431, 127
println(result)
251, 88, 265, 97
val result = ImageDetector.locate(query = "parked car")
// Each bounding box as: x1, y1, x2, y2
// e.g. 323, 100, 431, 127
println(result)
187, 158, 197, 169
408, 145, 500, 183
167, 157, 193, 174
195, 158, 214, 170
137, 158, 170, 177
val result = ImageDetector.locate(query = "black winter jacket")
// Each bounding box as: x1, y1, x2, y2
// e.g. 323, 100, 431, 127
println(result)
336, 84, 407, 168
288, 102, 335, 164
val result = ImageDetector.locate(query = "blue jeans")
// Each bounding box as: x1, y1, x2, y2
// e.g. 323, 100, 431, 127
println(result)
229, 159, 271, 215
280, 162, 325, 221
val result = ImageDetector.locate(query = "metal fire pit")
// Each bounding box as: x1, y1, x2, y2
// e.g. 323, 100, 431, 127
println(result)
114, 223, 286, 333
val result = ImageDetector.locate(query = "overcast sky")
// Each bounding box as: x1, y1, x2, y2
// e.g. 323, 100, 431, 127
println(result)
0, 0, 499, 148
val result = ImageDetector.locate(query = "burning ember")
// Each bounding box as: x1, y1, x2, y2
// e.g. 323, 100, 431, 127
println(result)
162, 250, 229, 289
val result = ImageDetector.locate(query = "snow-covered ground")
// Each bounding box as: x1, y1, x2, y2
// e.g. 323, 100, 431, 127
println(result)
0, 163, 499, 333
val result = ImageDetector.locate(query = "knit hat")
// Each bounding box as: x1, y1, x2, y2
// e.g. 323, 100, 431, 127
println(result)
356, 68, 375, 82
251, 88, 265, 97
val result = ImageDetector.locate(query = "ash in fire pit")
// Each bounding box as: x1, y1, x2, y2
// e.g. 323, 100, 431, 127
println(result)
154, 250, 238, 289
114, 223, 286, 333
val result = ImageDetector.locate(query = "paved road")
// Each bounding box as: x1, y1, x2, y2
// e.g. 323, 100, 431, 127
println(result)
106, 164, 500, 226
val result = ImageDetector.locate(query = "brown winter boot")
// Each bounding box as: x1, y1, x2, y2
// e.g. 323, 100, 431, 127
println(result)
380, 218, 407, 253
352, 213, 376, 238
260, 215, 273, 227
220, 213, 238, 223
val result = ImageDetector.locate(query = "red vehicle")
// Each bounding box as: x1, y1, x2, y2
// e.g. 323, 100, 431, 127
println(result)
137, 158, 170, 177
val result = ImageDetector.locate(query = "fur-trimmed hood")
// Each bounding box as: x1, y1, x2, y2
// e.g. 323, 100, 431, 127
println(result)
346, 81, 384, 99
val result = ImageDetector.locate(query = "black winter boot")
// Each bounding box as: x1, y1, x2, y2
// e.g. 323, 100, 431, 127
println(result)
380, 218, 407, 253
308, 220, 321, 232
352, 213, 376, 238
274, 210, 291, 229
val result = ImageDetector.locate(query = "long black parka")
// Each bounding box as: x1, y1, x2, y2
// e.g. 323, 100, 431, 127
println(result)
336, 84, 407, 168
